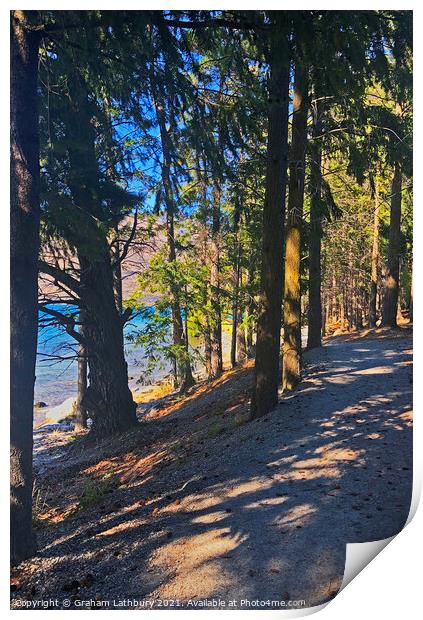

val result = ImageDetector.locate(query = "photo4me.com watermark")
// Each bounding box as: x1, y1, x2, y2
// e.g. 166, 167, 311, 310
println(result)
13, 597, 307, 609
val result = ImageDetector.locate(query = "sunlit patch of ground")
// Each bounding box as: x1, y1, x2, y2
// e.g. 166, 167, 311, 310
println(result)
12, 330, 412, 610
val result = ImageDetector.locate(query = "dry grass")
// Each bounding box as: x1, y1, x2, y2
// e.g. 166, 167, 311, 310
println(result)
143, 360, 254, 422
29, 360, 254, 528
132, 381, 175, 404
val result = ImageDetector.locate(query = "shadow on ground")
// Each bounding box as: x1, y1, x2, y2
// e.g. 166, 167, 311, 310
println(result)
12, 332, 413, 610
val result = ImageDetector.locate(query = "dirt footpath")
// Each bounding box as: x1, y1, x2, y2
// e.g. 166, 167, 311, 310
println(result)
11, 330, 413, 610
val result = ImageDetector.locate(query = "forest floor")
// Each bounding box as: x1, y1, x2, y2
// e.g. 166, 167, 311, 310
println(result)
11, 327, 413, 610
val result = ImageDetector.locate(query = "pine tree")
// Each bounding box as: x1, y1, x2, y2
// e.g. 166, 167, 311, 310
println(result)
282, 61, 309, 390
369, 166, 380, 327
10, 9, 40, 566
251, 16, 290, 418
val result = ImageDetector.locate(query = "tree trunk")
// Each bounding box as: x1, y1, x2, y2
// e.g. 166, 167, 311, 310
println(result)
38, 108, 137, 437
251, 46, 290, 418
236, 305, 247, 364
75, 313, 88, 431
78, 249, 137, 436
103, 95, 124, 317
10, 11, 39, 565
210, 183, 223, 378
246, 258, 255, 355
230, 265, 239, 368
356, 287, 363, 329
230, 213, 243, 368
382, 163, 402, 328
64, 86, 137, 436
112, 226, 123, 315
321, 295, 327, 336
204, 313, 212, 377
167, 212, 194, 391
409, 263, 413, 323
235, 263, 247, 365
332, 273, 338, 323
199, 229, 213, 378
307, 101, 323, 349
368, 172, 380, 327
282, 64, 308, 391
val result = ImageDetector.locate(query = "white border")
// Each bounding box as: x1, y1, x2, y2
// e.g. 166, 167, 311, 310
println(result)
1, 2, 420, 618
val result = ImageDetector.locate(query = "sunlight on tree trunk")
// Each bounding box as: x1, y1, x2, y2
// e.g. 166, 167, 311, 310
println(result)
283, 64, 308, 391
369, 169, 380, 327
251, 32, 290, 418
75, 314, 88, 431
210, 183, 223, 378
382, 163, 402, 328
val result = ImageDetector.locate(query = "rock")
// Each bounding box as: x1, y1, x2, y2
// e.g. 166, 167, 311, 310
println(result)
42, 397, 76, 425
34, 423, 72, 434
34, 401, 48, 408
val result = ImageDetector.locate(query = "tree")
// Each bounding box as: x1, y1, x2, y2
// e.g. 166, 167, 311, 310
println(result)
382, 163, 402, 327
306, 95, 324, 349
369, 166, 380, 327
74, 314, 88, 431
230, 193, 247, 368
10, 9, 40, 566
38, 19, 140, 435
210, 183, 224, 377
152, 115, 195, 391
251, 17, 290, 418
380, 17, 412, 325
282, 62, 309, 390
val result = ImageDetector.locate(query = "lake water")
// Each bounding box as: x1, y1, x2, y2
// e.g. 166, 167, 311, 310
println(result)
35, 308, 231, 409
35, 307, 304, 413
35, 310, 174, 408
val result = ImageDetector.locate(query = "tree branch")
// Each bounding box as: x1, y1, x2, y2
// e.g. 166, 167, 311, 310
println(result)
112, 208, 139, 268
121, 306, 133, 325
38, 304, 85, 345
159, 15, 268, 32
39, 260, 81, 296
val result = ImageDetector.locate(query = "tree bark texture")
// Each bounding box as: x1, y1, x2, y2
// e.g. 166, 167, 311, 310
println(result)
368, 171, 380, 327
307, 100, 323, 349
10, 10, 39, 565
282, 64, 308, 391
382, 163, 402, 328
75, 313, 88, 431
66, 89, 137, 435
251, 47, 290, 418
78, 249, 137, 435
210, 183, 223, 378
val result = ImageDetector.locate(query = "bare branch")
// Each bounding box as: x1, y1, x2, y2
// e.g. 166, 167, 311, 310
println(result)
112, 208, 139, 268
39, 304, 85, 345
39, 260, 81, 296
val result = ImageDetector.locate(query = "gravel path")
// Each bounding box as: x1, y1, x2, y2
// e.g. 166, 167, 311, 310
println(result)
11, 331, 412, 610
